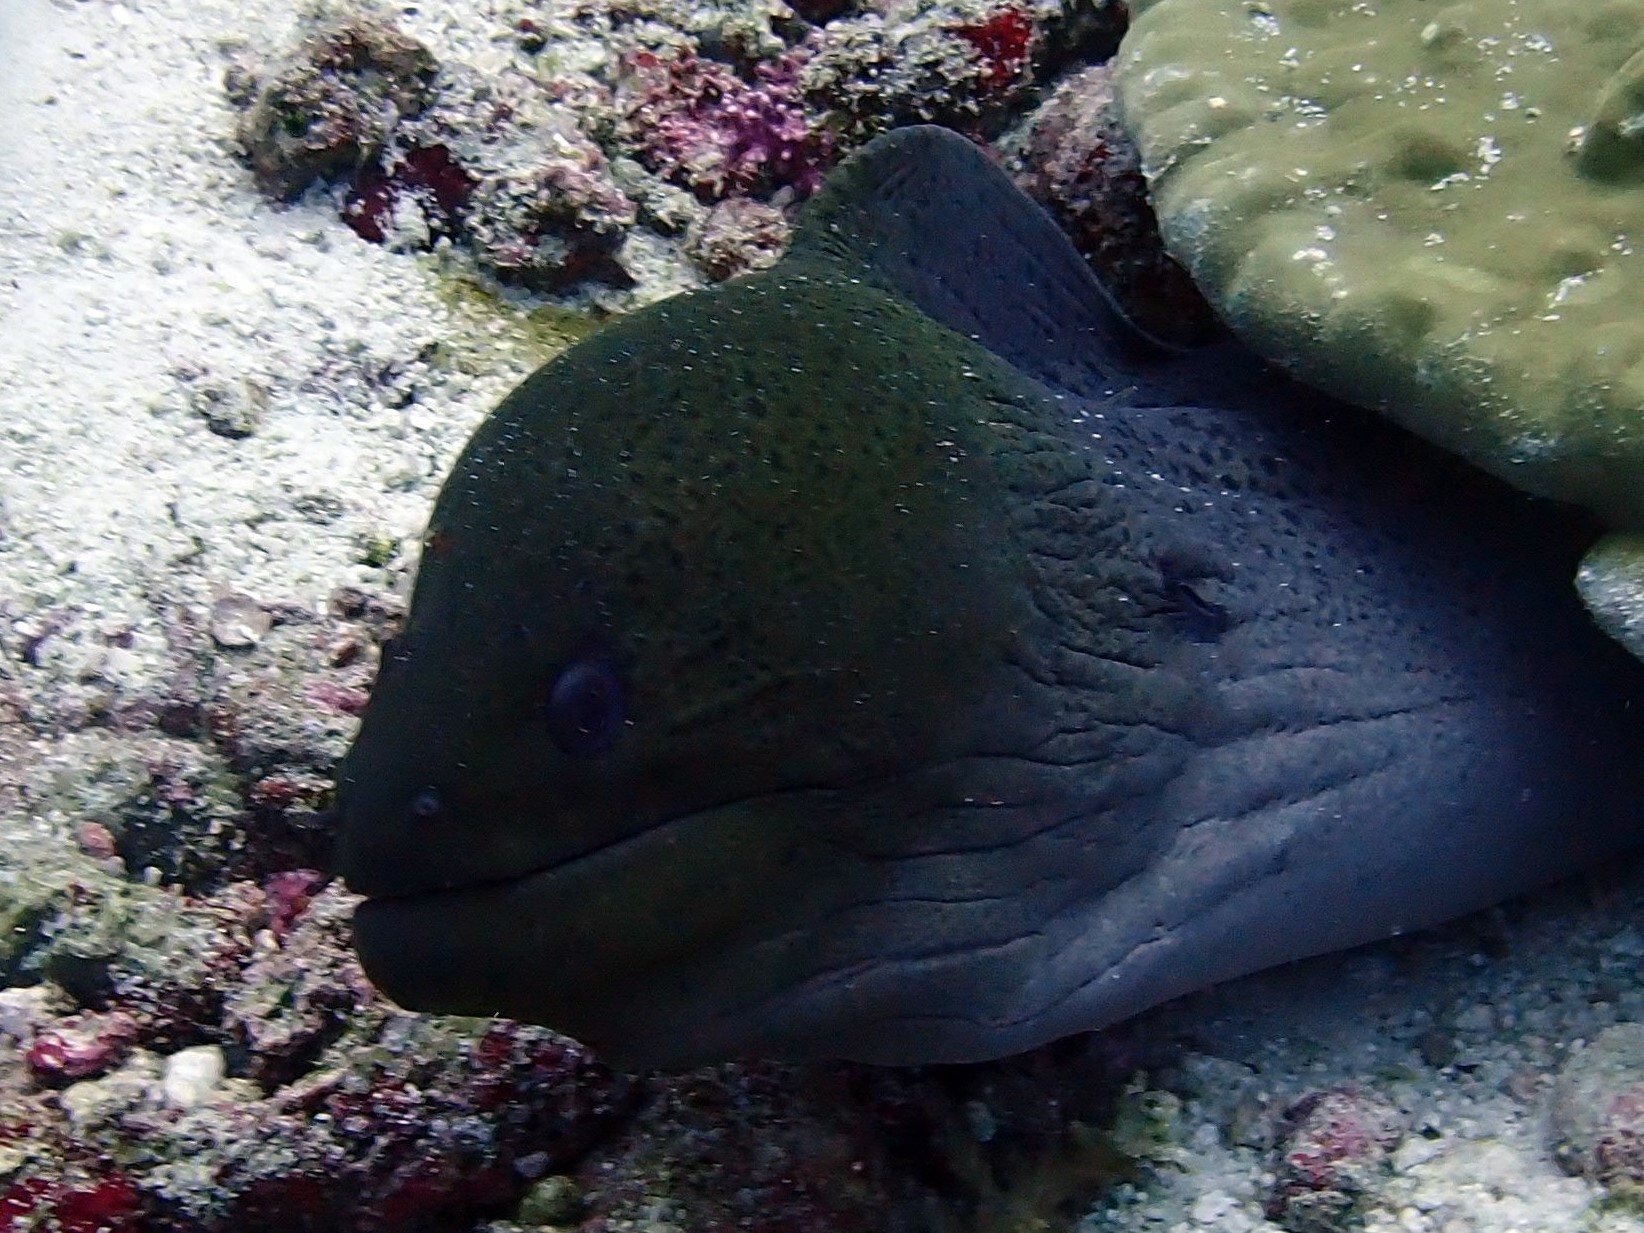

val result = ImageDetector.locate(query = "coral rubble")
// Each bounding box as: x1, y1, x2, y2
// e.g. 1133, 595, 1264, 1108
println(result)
229, 0, 1128, 297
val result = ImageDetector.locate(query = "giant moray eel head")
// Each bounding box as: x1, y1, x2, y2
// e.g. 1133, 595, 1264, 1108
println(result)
337, 130, 1129, 1066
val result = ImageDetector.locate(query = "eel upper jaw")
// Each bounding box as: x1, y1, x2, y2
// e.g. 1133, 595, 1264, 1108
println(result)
338, 800, 663, 903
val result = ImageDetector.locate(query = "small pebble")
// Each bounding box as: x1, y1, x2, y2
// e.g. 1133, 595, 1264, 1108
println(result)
516, 1174, 582, 1225
1417, 1029, 1457, 1069
74, 820, 119, 860
162, 1044, 226, 1108
1451, 1003, 1495, 1034
1189, 1188, 1238, 1224
189, 376, 267, 438
1502, 1066, 1545, 1104
964, 1098, 998, 1142
326, 634, 365, 667
0, 988, 57, 1042
209, 592, 272, 649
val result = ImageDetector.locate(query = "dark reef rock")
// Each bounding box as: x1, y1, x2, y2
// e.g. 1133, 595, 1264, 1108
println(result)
1011, 63, 1220, 347
232, 18, 439, 202
1266, 1088, 1406, 1233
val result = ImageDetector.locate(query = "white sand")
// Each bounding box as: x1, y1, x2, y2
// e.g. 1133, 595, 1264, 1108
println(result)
0, 0, 535, 703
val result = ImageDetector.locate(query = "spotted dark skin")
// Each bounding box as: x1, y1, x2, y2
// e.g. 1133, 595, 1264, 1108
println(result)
337, 126, 1644, 1068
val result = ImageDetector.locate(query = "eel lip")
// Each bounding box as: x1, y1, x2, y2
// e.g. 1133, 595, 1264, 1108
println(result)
345, 822, 658, 1010
350, 878, 545, 1019
347, 865, 668, 1064
335, 797, 610, 900
344, 793, 793, 1067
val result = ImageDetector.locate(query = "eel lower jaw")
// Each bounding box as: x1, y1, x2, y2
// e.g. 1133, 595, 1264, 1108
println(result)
350, 868, 574, 1017
346, 797, 789, 1067
350, 855, 678, 1059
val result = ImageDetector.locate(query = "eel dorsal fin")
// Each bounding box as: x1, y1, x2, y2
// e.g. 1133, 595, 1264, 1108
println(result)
790, 124, 1165, 395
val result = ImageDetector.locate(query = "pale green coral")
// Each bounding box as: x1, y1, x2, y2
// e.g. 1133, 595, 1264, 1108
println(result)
1577, 531, 1644, 663
1115, 0, 1644, 536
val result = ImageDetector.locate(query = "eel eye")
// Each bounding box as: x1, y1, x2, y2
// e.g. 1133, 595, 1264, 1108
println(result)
409, 787, 444, 821
546, 659, 625, 757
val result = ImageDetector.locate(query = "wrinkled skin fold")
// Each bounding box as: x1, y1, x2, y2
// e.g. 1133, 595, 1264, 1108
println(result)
338, 126, 1644, 1068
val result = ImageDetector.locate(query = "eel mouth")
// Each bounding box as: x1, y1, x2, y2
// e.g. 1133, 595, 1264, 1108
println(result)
353, 868, 737, 1069
349, 828, 678, 1037
346, 809, 660, 907
345, 794, 787, 1049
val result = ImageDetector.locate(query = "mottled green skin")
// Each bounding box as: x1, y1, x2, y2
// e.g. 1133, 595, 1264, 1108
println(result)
340, 257, 1082, 1058
345, 259, 1048, 875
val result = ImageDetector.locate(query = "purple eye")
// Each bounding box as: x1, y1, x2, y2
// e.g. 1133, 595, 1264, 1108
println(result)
546, 658, 625, 757
410, 787, 443, 820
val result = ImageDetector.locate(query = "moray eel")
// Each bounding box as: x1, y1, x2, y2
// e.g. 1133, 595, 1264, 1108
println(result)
337, 126, 1644, 1068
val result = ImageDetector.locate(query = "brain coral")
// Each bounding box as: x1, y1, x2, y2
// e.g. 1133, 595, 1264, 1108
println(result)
1115, 0, 1644, 652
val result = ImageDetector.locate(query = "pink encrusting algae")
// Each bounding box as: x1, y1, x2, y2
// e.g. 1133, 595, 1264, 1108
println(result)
615, 49, 836, 199
227, 0, 1127, 290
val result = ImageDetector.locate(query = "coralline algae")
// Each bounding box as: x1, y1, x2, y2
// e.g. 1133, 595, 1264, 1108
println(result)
229, 0, 1126, 293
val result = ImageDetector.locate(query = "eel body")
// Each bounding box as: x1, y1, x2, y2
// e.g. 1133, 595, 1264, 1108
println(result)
337, 126, 1644, 1068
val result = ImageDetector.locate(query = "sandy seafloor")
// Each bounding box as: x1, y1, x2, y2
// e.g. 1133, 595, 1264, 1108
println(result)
6, 1, 1644, 1231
